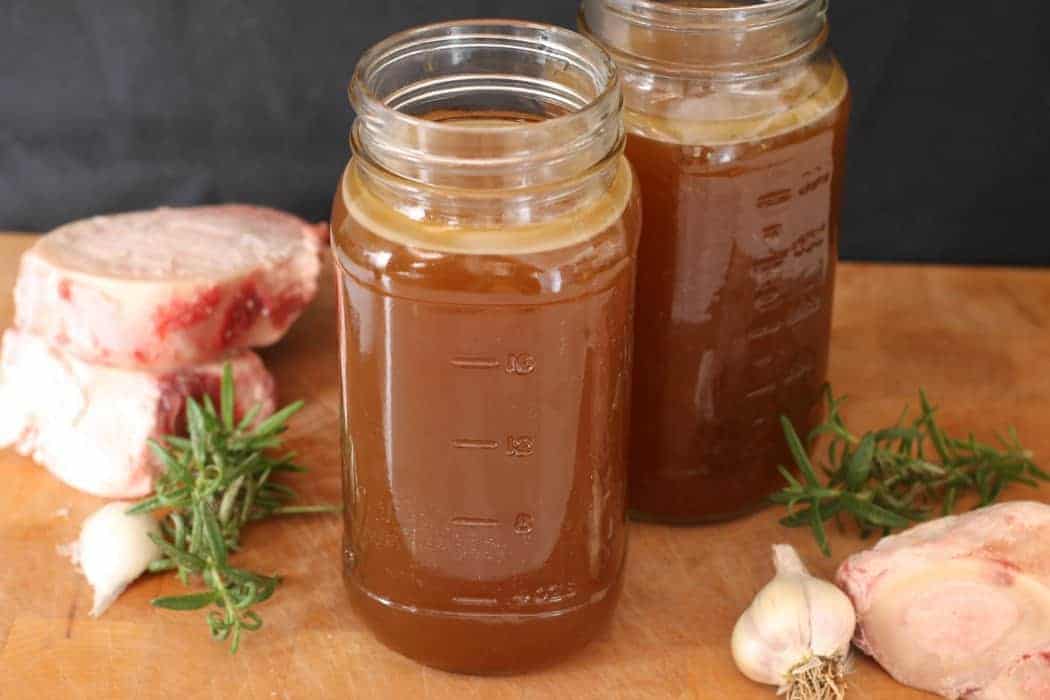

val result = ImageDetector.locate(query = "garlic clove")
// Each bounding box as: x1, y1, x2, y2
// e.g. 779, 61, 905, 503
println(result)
732, 604, 793, 685
806, 577, 856, 659
66, 501, 161, 617
732, 575, 810, 685
773, 544, 856, 659
732, 544, 856, 695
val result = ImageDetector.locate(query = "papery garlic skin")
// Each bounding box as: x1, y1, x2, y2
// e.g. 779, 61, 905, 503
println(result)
732, 544, 856, 687
68, 501, 161, 617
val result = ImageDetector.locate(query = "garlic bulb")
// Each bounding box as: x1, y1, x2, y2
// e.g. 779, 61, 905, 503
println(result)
732, 544, 856, 699
67, 502, 162, 617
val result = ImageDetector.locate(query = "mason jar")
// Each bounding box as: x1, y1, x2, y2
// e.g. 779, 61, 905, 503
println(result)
332, 20, 641, 673
581, 0, 850, 523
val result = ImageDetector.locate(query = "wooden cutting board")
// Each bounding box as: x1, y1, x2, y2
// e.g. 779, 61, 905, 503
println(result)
1, 230, 1048, 699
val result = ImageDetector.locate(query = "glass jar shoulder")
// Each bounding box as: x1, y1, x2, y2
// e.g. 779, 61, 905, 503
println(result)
332, 158, 641, 306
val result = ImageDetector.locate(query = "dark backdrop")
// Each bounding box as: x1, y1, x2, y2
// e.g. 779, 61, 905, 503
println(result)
2, 1, 1048, 264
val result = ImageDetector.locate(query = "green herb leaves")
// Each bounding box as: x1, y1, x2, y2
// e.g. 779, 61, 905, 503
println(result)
772, 387, 1046, 556
129, 364, 337, 652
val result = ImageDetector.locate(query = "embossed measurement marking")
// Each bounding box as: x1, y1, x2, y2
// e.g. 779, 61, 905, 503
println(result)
451, 438, 501, 450
513, 513, 535, 534
452, 596, 499, 607
757, 188, 793, 208
449, 354, 537, 374
451, 516, 501, 528
505, 353, 536, 375
505, 435, 536, 457
449, 356, 501, 370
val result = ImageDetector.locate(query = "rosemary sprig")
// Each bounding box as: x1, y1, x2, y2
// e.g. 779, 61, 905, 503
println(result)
772, 386, 1047, 556
128, 364, 338, 652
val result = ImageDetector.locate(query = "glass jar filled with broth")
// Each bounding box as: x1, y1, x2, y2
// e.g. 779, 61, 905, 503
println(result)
333, 20, 641, 673
581, 0, 850, 522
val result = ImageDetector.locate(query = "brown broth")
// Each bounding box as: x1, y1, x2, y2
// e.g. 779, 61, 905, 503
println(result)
625, 64, 851, 522
332, 158, 640, 673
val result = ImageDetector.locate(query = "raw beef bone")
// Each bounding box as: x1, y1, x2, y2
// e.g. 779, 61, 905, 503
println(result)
14, 205, 322, 370
0, 329, 276, 498
836, 501, 1050, 699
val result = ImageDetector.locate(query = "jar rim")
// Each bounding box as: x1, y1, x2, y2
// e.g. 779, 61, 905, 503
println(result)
581, 0, 828, 75
348, 19, 624, 192
349, 19, 620, 139
599, 0, 817, 27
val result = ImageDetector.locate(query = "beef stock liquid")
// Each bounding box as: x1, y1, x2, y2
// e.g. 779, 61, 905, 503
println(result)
625, 63, 850, 522
333, 137, 640, 672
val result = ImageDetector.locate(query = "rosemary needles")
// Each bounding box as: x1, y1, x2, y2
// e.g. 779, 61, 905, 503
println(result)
772, 387, 1047, 556
128, 364, 338, 652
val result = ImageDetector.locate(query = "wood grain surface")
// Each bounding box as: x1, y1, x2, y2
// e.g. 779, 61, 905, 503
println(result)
1, 231, 1048, 699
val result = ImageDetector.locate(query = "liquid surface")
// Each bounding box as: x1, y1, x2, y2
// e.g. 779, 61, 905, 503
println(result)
333, 157, 640, 673
625, 61, 850, 521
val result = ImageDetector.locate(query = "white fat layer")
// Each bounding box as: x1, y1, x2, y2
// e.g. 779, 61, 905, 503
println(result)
0, 329, 275, 498
624, 60, 849, 147
0, 329, 158, 495
342, 158, 634, 256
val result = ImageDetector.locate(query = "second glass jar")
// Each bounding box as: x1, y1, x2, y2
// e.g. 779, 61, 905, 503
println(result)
582, 0, 851, 522
334, 21, 640, 673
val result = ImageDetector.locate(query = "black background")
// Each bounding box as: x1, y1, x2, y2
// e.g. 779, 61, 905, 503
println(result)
2, 1, 1048, 264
